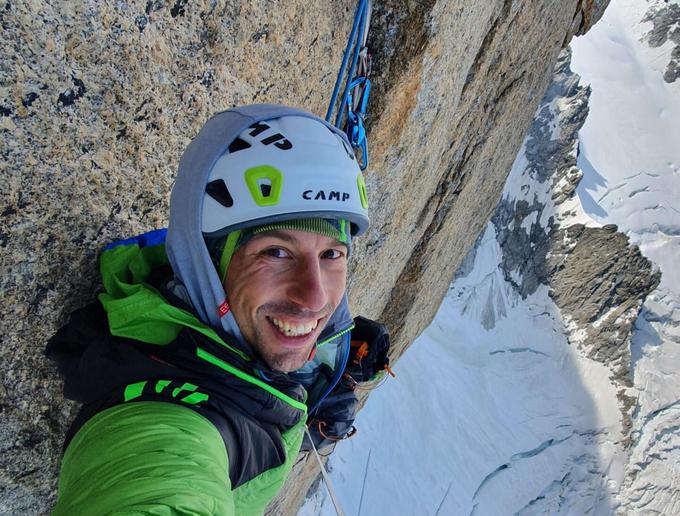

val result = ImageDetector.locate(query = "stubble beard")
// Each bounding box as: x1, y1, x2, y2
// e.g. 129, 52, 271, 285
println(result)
249, 323, 314, 372
247, 302, 332, 373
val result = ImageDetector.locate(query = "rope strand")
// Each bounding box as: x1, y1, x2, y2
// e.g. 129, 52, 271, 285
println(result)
326, 0, 373, 170
305, 426, 347, 516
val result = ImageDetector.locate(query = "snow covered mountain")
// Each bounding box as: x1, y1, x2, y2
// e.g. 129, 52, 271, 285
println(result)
571, 0, 680, 511
300, 0, 679, 514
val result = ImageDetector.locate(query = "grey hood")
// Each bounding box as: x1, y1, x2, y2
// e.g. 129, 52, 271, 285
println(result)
166, 104, 354, 353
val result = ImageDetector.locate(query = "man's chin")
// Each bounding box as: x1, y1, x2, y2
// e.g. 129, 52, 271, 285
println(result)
264, 349, 312, 373
257, 317, 323, 372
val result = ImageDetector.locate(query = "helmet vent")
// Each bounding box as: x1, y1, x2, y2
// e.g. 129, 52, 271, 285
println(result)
228, 137, 252, 153
258, 179, 272, 197
206, 179, 234, 208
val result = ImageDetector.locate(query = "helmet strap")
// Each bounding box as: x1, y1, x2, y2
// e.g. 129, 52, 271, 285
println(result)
218, 230, 242, 283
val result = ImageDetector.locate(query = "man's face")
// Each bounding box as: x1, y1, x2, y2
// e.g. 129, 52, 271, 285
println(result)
224, 229, 348, 372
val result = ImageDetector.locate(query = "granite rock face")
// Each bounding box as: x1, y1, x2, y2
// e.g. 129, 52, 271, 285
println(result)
0, 0, 608, 513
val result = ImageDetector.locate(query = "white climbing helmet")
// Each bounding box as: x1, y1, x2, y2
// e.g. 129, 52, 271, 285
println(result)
201, 115, 370, 238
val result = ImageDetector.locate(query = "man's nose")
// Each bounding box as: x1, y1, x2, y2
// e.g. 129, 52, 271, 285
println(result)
286, 257, 328, 313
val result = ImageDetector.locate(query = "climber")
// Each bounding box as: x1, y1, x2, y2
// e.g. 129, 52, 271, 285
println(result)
45, 104, 390, 514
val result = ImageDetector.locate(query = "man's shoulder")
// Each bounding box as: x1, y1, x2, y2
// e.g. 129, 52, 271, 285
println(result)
54, 401, 235, 516
47, 301, 307, 490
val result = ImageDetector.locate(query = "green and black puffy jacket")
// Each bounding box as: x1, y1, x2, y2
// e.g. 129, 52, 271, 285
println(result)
46, 231, 355, 515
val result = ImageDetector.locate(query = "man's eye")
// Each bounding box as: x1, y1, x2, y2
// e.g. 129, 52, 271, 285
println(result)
263, 247, 290, 258
322, 249, 345, 260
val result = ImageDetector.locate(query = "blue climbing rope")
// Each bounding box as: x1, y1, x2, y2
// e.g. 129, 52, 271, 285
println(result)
326, 0, 372, 170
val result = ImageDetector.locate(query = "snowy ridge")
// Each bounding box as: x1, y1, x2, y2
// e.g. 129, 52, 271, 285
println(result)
571, 0, 680, 512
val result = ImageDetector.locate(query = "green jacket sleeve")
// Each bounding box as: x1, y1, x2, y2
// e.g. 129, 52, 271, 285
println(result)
53, 402, 233, 516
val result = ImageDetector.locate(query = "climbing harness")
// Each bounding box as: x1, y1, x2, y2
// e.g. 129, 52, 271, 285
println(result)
326, 0, 373, 170
305, 315, 393, 516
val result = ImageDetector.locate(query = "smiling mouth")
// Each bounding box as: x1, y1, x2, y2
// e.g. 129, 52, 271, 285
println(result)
268, 316, 319, 338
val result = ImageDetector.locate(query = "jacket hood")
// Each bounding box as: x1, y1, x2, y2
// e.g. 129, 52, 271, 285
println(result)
98, 228, 352, 368
166, 104, 354, 348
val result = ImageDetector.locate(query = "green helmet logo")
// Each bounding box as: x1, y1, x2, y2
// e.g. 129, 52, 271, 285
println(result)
244, 165, 284, 207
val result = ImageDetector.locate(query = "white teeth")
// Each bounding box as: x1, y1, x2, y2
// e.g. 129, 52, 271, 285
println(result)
270, 317, 318, 337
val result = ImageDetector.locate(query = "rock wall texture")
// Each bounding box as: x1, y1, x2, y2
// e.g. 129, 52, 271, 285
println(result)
0, 0, 608, 513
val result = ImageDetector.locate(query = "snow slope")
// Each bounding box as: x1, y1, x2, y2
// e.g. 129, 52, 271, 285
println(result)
300, 227, 622, 515
571, 0, 680, 511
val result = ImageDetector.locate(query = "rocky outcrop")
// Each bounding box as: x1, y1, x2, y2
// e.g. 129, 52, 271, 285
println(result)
547, 224, 660, 435
493, 49, 590, 299
642, 0, 680, 83
0, 1, 609, 513
548, 224, 660, 368
491, 47, 660, 439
